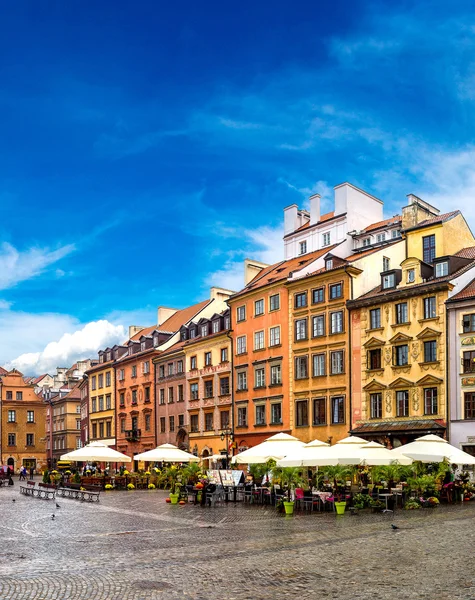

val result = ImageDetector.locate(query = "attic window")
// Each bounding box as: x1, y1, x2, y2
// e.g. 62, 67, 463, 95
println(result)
382, 273, 395, 289
276, 267, 285, 273
362, 238, 371, 247
325, 258, 333, 270
407, 269, 415, 283
435, 261, 448, 277
299, 241, 307, 255
299, 260, 307, 265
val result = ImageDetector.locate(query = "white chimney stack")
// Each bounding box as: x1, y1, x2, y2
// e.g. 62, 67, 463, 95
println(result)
309, 193, 321, 225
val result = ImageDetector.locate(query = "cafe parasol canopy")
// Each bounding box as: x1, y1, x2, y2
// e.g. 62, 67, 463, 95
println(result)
358, 441, 413, 466
277, 435, 369, 467
392, 434, 475, 465
231, 433, 305, 464
60, 441, 131, 463
134, 443, 199, 463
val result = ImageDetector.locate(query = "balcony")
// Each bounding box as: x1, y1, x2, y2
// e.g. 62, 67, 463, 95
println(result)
125, 429, 141, 442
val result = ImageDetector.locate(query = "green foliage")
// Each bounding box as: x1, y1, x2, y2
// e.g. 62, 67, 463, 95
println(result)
404, 498, 421, 510
352, 493, 372, 509
42, 470, 50, 484
73, 472, 81, 484
271, 466, 307, 500
181, 462, 201, 485
249, 463, 268, 484
407, 474, 437, 496
371, 464, 410, 485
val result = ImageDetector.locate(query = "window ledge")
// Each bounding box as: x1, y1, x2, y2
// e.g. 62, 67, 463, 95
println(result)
312, 423, 327, 427
418, 317, 440, 324
419, 361, 440, 367
391, 322, 411, 328
365, 327, 384, 334
253, 386, 267, 391
235, 425, 248, 429
392, 364, 411, 369
268, 383, 282, 388
366, 368, 384, 374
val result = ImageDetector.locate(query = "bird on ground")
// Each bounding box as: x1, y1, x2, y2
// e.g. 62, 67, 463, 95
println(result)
55, 503, 60, 508
12, 498, 16, 502
391, 524, 399, 530
51, 514, 55, 520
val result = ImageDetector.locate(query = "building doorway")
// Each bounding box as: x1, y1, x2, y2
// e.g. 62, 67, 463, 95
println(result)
23, 458, 37, 471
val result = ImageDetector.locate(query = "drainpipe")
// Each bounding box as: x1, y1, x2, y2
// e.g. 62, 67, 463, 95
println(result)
226, 327, 235, 461
445, 301, 450, 442
346, 267, 354, 435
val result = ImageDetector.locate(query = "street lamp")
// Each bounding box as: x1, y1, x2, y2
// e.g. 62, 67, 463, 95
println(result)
220, 428, 234, 469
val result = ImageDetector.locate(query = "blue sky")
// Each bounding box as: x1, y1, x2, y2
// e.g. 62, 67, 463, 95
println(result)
2, 1, 475, 373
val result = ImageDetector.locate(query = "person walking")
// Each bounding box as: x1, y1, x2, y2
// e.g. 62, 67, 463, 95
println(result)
19, 466, 26, 481
29, 466, 34, 479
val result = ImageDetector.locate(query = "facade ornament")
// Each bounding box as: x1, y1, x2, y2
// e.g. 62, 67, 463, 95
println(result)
385, 391, 392, 414
384, 348, 392, 365
385, 306, 390, 323
411, 342, 420, 360
412, 298, 418, 319
412, 388, 419, 412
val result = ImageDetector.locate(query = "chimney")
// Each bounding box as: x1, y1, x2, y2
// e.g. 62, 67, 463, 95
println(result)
210, 287, 234, 301
284, 204, 299, 235
128, 325, 145, 338
157, 307, 178, 327
244, 258, 269, 285
309, 193, 321, 225
402, 194, 440, 229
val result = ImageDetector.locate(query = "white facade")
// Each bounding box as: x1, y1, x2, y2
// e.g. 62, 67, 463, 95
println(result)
284, 182, 384, 260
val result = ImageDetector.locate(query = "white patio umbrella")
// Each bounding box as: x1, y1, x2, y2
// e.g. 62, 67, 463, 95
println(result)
60, 441, 131, 463
394, 434, 475, 465
201, 454, 227, 463
276, 439, 335, 467
358, 441, 413, 466
231, 433, 305, 464
277, 436, 369, 467
134, 443, 199, 463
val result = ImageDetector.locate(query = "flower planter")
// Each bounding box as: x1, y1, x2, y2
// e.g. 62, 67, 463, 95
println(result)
169, 493, 180, 505
335, 501, 346, 515
283, 501, 295, 515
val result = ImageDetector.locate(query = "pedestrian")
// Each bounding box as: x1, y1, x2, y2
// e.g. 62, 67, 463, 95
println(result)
19, 466, 26, 480
29, 466, 34, 479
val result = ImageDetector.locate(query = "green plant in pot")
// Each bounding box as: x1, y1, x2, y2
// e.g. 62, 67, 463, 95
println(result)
165, 466, 181, 504
271, 466, 306, 515
324, 465, 351, 515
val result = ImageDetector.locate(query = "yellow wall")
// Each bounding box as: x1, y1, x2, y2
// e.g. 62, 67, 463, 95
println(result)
88, 364, 115, 442
406, 214, 475, 260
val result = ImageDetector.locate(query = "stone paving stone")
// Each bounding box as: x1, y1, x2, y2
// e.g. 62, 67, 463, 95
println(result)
0, 485, 474, 599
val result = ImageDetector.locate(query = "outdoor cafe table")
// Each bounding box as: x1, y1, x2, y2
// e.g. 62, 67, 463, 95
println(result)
312, 491, 334, 511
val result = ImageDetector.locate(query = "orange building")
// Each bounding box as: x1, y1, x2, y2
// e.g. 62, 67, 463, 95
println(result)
1, 369, 47, 473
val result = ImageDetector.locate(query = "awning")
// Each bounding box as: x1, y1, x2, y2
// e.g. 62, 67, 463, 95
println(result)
351, 420, 446, 436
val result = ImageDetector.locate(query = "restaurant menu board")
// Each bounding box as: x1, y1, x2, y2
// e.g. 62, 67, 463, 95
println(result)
207, 470, 221, 484
206, 470, 243, 487
220, 470, 235, 487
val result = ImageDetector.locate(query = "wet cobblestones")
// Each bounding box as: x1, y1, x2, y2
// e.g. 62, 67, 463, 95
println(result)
1, 484, 475, 599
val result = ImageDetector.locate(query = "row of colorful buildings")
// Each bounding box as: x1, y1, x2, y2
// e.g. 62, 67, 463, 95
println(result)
2, 182, 475, 471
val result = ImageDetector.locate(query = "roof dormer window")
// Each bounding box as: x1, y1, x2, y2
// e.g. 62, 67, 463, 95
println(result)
382, 273, 395, 289
141, 341, 146, 351
201, 324, 208, 337
377, 233, 386, 243
362, 238, 371, 247
435, 261, 448, 277
325, 258, 333, 270
407, 268, 415, 283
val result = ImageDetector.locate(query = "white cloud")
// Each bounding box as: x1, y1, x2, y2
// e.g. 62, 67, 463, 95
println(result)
6, 320, 126, 376
0, 242, 75, 290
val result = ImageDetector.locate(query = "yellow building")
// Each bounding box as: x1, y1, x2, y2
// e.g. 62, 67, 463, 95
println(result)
87, 348, 117, 446
184, 310, 232, 461
51, 382, 82, 464
349, 198, 475, 446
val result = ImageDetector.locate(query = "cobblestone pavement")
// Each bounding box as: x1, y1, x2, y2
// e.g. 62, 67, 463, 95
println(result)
1, 484, 475, 599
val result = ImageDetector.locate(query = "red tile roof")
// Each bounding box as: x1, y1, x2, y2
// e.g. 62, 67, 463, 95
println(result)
362, 215, 401, 233
294, 211, 335, 233
404, 210, 460, 231
448, 277, 475, 302
0, 366, 9, 376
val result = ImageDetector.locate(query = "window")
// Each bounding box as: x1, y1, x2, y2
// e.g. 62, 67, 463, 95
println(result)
424, 388, 438, 415
331, 396, 345, 424
237, 406, 247, 427
254, 331, 265, 350
271, 403, 282, 424
120, 418, 126, 433
220, 377, 230, 395
396, 302, 408, 324
435, 261, 448, 277
424, 341, 437, 363
312, 287, 324, 304
237, 336, 247, 354
92, 398, 97, 412
91, 376, 96, 390
237, 371, 247, 391
465, 393, 475, 419
76, 418, 80, 430
98, 396, 104, 411
27, 410, 34, 423
392, 229, 401, 238
201, 324, 208, 337
98, 374, 103, 388
92, 423, 97, 438
363, 237, 371, 247
369, 308, 381, 329
255, 405, 266, 425
255, 368, 265, 388
189, 328, 196, 339
325, 258, 333, 270
313, 397, 326, 425
377, 233, 386, 243
299, 240, 307, 255
190, 414, 199, 433
382, 274, 395, 289
463, 314, 475, 333
423, 297, 436, 319
330, 311, 344, 334
105, 371, 111, 386
237, 305, 246, 322
106, 421, 111, 437
145, 413, 151, 431
323, 232, 331, 246
15, 391, 23, 400
159, 389, 165, 404
106, 394, 111, 409
204, 352, 212, 366
255, 299, 264, 316
169, 416, 175, 433
212, 320, 220, 334
330, 351, 344, 374
295, 318, 307, 341
190, 356, 197, 370
269, 294, 280, 311
5, 391, 12, 399
167, 363, 174, 376
190, 383, 198, 400
131, 390, 137, 405
312, 314, 325, 337
204, 380, 213, 398
159, 365, 165, 378
396, 390, 409, 417
160, 417, 166, 433
26, 433, 34, 446
423, 234, 436, 263
131, 365, 137, 378
269, 326, 281, 346
141, 341, 146, 351
329, 283, 342, 299
407, 269, 415, 283
176, 360, 183, 374
394, 345, 409, 366
295, 292, 307, 308
368, 349, 382, 370
295, 356, 308, 379
463, 350, 475, 373
370, 393, 382, 419
168, 388, 174, 403
142, 361, 150, 375
99, 422, 104, 438
313, 353, 326, 377
8, 433, 16, 446
270, 364, 282, 385
119, 369, 125, 381
220, 347, 228, 362
8, 410, 16, 422
295, 400, 308, 426
220, 410, 229, 429
383, 257, 390, 271
205, 413, 213, 431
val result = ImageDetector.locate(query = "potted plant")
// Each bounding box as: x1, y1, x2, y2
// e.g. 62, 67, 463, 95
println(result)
165, 466, 181, 504
324, 465, 351, 515
272, 466, 306, 515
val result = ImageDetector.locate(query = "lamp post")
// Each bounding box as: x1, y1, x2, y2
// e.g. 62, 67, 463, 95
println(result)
220, 428, 234, 469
